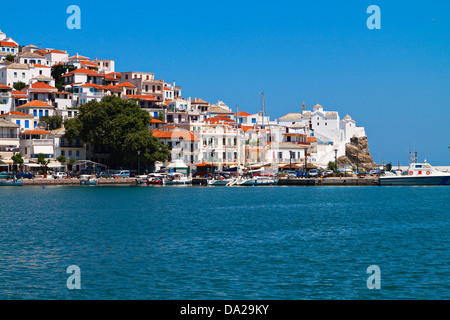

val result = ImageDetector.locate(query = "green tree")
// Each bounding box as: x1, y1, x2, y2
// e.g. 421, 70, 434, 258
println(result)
11, 153, 24, 172
5, 54, 15, 62
158, 111, 165, 122
13, 81, 27, 91
51, 64, 77, 92
41, 115, 63, 130
57, 155, 67, 171
64, 95, 169, 168
37, 153, 51, 176
327, 161, 336, 171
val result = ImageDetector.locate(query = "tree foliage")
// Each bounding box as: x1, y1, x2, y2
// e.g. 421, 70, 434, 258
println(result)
56, 155, 67, 164
13, 81, 27, 91
5, 54, 15, 62
41, 115, 63, 130
64, 95, 169, 167
51, 64, 77, 92
327, 161, 336, 171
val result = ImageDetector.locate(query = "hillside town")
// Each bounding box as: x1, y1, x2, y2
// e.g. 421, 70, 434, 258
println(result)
0, 29, 375, 176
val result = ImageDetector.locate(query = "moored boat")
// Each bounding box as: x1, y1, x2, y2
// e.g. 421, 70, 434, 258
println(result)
0, 173, 23, 186
163, 172, 192, 185
379, 162, 450, 186
80, 175, 98, 185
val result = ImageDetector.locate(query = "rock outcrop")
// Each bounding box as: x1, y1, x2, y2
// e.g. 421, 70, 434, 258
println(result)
338, 136, 377, 171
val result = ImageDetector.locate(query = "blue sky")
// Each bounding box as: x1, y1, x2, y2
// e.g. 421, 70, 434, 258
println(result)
3, 0, 449, 164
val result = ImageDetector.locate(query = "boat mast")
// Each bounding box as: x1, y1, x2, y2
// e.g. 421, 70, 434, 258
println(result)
236, 105, 239, 179
261, 92, 265, 169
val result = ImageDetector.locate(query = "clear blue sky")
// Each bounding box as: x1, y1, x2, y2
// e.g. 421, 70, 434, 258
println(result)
3, 0, 449, 164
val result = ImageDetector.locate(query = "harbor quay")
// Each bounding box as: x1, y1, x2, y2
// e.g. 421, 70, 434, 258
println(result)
19, 176, 379, 186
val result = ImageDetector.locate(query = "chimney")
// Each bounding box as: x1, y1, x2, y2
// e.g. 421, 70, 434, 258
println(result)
302, 101, 305, 112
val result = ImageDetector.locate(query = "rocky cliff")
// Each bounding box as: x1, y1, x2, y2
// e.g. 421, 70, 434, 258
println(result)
338, 136, 377, 172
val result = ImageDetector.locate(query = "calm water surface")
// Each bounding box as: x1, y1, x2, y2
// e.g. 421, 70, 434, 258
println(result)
0, 185, 449, 299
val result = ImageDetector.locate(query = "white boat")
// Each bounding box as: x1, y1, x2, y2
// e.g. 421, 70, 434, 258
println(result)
237, 176, 278, 186
208, 172, 234, 186
379, 162, 450, 186
163, 172, 192, 185
80, 175, 98, 185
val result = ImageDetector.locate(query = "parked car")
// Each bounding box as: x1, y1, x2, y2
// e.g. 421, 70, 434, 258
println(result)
324, 170, 334, 177
98, 171, 113, 179
307, 169, 320, 178
68, 172, 79, 178
287, 171, 297, 178
16, 172, 35, 179
113, 170, 130, 178
53, 172, 68, 179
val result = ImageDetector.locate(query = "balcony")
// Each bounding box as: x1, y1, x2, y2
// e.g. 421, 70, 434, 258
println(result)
0, 134, 18, 139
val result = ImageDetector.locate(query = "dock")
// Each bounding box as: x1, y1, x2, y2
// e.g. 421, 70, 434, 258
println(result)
278, 177, 379, 186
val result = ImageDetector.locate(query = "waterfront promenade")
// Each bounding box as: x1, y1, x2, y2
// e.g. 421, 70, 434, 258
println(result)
19, 176, 380, 186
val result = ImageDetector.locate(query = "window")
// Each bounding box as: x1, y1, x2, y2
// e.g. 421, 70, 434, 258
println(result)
125, 75, 128, 80
69, 150, 72, 156
34, 121, 37, 128
16, 120, 20, 126
61, 150, 65, 156
76, 151, 80, 157
14, 72, 17, 78
252, 118, 256, 124
25, 120, 29, 128
33, 110, 37, 116
45, 110, 49, 116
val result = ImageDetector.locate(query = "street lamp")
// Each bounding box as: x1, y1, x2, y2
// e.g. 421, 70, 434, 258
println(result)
137, 150, 141, 176
289, 151, 294, 171
304, 147, 308, 173
334, 148, 338, 172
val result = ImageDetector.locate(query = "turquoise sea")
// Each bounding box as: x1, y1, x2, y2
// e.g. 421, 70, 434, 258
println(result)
0, 185, 449, 300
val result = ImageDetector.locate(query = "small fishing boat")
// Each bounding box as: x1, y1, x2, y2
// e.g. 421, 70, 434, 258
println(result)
146, 174, 164, 185
163, 172, 192, 185
379, 161, 450, 186
0, 173, 23, 186
208, 172, 234, 186
80, 175, 98, 185
237, 176, 278, 186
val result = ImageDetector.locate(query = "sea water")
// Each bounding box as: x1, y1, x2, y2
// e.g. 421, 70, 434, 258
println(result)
0, 185, 449, 299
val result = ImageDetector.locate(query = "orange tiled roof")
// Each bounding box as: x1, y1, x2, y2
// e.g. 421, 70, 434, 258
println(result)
0, 41, 18, 47
17, 100, 53, 108
234, 111, 251, 116
20, 130, 51, 135
1, 111, 33, 117
29, 82, 57, 90
62, 68, 103, 77
152, 129, 199, 141
31, 64, 51, 68
0, 84, 12, 89
307, 137, 317, 142
116, 82, 136, 88
241, 125, 257, 132
203, 116, 234, 124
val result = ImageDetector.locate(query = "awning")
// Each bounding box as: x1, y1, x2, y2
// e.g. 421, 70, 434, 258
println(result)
33, 145, 54, 154
24, 163, 41, 167
47, 163, 65, 168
